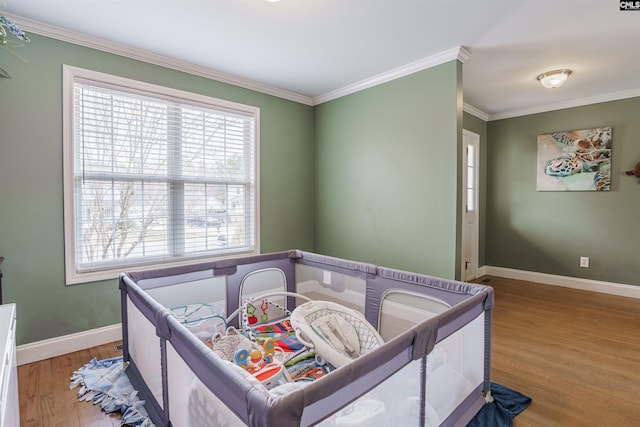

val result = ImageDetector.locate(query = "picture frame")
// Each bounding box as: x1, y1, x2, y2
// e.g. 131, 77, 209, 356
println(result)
536, 127, 612, 191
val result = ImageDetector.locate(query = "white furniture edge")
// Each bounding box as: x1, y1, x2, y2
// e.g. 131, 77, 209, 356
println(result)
478, 266, 640, 299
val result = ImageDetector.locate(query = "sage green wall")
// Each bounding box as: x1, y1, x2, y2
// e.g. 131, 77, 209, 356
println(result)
0, 34, 315, 345
486, 97, 640, 285
463, 112, 488, 267
313, 61, 462, 279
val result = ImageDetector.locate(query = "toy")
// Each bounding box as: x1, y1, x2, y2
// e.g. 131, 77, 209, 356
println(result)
246, 303, 258, 325
260, 300, 269, 323
625, 161, 640, 182
234, 338, 277, 373
246, 300, 270, 325
254, 363, 290, 389
211, 326, 252, 361
262, 338, 276, 363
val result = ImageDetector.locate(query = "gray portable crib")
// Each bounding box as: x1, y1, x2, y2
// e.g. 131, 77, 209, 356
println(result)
119, 250, 494, 426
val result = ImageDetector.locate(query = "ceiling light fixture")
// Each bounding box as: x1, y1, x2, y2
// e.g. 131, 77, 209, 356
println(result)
537, 69, 572, 89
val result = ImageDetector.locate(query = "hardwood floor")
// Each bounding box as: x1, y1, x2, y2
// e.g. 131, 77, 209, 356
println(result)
18, 341, 123, 427
480, 276, 640, 426
17, 277, 640, 426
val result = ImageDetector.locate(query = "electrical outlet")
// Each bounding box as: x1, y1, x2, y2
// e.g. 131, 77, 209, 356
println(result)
322, 270, 332, 285
580, 257, 590, 268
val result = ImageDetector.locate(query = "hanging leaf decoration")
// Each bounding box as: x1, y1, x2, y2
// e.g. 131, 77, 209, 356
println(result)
1, 14, 30, 79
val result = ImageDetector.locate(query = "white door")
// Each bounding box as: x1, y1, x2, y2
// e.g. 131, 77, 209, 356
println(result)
461, 130, 479, 281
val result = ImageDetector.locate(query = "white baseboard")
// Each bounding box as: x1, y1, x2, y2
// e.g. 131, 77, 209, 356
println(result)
17, 323, 122, 366
17, 268, 638, 366
480, 266, 640, 299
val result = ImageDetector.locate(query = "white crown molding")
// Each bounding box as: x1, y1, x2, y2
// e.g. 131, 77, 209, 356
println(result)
9, 13, 315, 106
482, 266, 640, 299
488, 87, 640, 121
13, 13, 471, 109
313, 46, 470, 105
463, 103, 489, 121
15, 14, 640, 127
16, 323, 122, 366
457, 46, 471, 63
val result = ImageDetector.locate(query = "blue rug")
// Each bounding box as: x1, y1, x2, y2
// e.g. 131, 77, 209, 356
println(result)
467, 383, 532, 427
70, 356, 154, 426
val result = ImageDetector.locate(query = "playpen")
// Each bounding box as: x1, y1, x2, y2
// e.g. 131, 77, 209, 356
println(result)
119, 250, 494, 426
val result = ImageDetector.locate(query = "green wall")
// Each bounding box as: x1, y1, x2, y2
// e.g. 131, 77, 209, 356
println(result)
0, 34, 315, 345
486, 98, 640, 285
313, 61, 463, 278
15, 31, 633, 347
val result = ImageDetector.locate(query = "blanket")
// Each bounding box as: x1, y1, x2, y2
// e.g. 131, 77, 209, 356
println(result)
251, 319, 304, 352
70, 356, 154, 427
467, 382, 532, 427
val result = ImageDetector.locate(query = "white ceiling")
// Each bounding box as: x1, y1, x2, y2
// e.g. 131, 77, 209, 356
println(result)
4, 0, 640, 120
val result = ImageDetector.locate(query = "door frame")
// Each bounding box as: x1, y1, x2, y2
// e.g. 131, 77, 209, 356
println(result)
461, 129, 480, 281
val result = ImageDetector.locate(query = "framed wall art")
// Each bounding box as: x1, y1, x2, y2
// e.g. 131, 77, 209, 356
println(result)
536, 126, 612, 191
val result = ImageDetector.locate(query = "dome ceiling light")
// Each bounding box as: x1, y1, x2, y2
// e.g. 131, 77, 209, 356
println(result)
537, 69, 572, 89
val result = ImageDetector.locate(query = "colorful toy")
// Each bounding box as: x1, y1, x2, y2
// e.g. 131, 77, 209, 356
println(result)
254, 363, 290, 389
260, 300, 270, 323
234, 348, 250, 370
250, 348, 263, 365
211, 326, 252, 362
246, 303, 258, 325
234, 338, 278, 373
262, 338, 276, 363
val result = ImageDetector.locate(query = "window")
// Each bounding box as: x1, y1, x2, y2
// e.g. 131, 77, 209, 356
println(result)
63, 66, 259, 284
466, 143, 475, 212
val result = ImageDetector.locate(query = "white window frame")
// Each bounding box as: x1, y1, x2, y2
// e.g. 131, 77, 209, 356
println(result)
62, 65, 260, 284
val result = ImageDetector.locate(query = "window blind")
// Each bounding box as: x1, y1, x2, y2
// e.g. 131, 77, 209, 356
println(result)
66, 70, 257, 279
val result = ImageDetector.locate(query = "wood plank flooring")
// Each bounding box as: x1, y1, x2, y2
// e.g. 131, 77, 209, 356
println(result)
17, 276, 640, 426
480, 276, 640, 426
18, 341, 123, 427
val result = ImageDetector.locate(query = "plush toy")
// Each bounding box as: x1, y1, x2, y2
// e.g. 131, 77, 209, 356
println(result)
625, 162, 640, 181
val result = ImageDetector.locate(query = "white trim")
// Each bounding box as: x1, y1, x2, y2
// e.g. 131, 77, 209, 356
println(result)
464, 86, 640, 122
461, 130, 480, 281
487, 87, 640, 121
10, 13, 640, 118
482, 266, 640, 299
478, 265, 487, 277
16, 323, 122, 366
62, 65, 260, 284
12, 13, 472, 108
21, 266, 635, 366
463, 103, 490, 121
9, 13, 314, 106
312, 46, 470, 105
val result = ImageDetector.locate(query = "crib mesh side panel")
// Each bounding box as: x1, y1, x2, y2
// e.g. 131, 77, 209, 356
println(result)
126, 299, 164, 408
166, 342, 249, 427
313, 358, 424, 427
226, 257, 297, 327
120, 275, 171, 418
425, 313, 485, 425
299, 327, 418, 426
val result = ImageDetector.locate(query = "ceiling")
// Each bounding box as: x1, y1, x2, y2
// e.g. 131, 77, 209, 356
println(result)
4, 0, 640, 120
